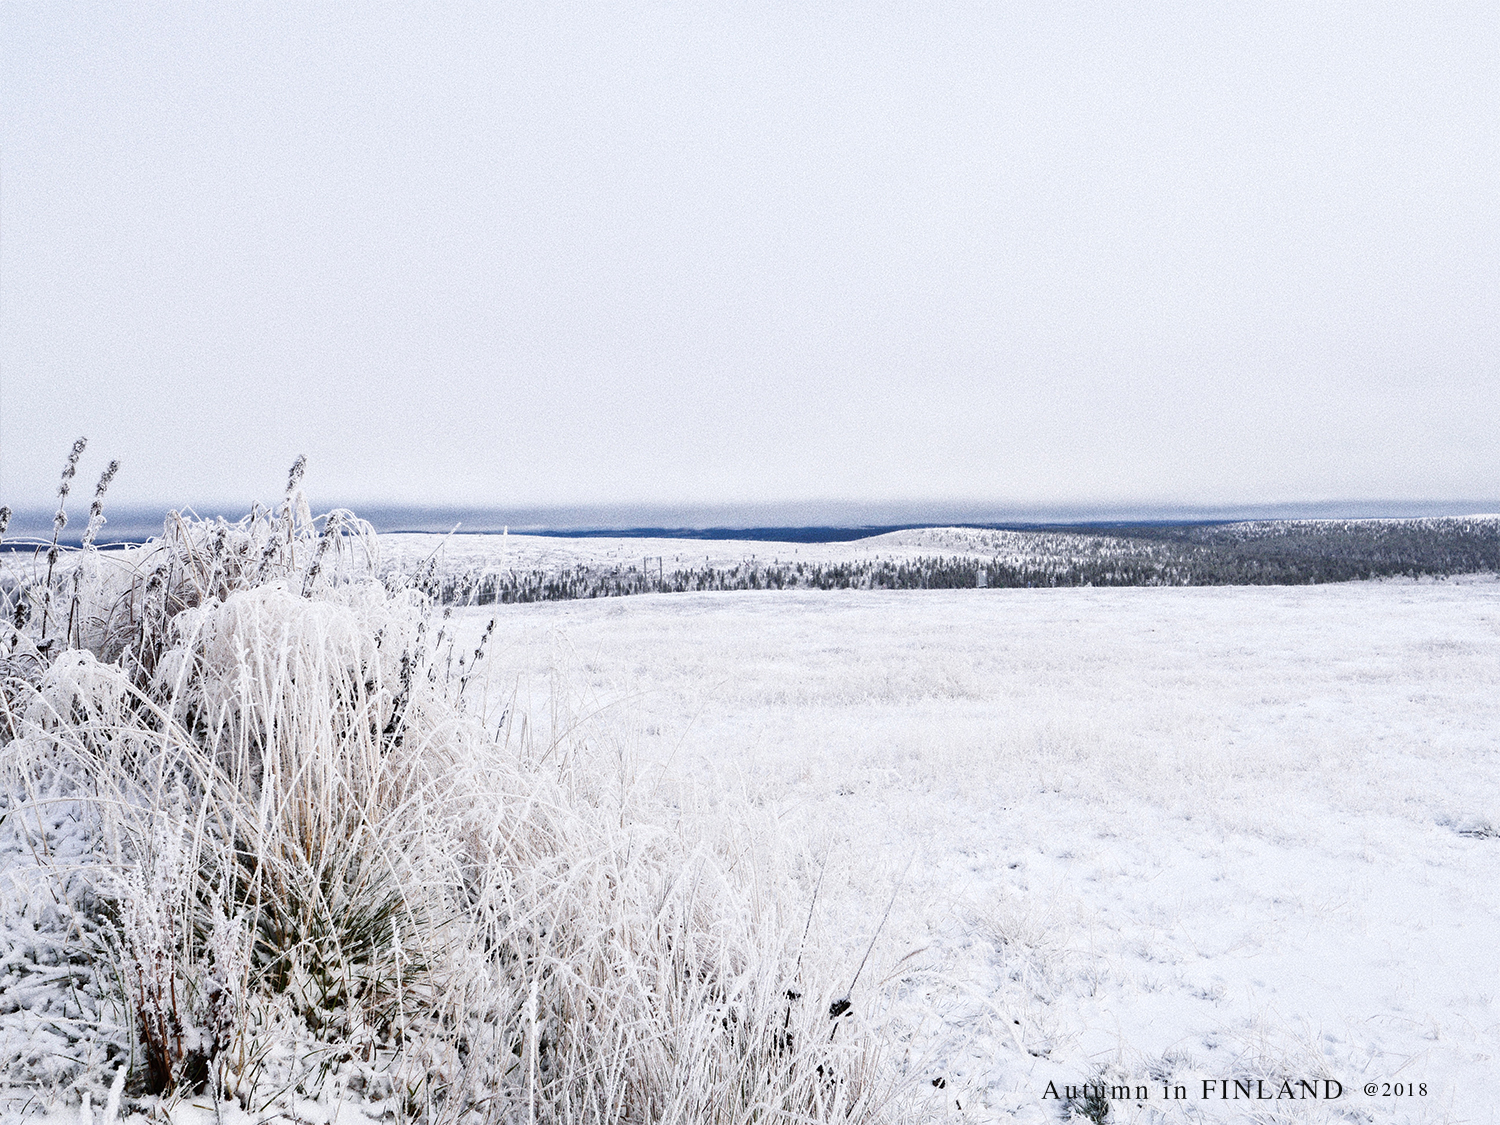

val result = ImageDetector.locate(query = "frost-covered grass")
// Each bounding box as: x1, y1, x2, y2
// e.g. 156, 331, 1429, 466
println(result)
0, 492, 898, 1124
456, 578, 1500, 1123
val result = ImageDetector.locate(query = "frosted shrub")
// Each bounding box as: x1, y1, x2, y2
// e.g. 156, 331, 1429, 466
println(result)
1, 461, 895, 1123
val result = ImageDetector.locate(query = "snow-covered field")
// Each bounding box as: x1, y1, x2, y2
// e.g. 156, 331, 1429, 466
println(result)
376, 518, 1500, 602
453, 576, 1500, 1122
378, 527, 1018, 579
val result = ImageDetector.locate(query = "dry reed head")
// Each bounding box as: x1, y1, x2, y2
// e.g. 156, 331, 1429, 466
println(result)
284, 453, 307, 499
44, 437, 90, 572
80, 460, 121, 550
54, 437, 88, 525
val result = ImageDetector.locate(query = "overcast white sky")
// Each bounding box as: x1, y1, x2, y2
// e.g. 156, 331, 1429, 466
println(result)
2, 3, 1497, 516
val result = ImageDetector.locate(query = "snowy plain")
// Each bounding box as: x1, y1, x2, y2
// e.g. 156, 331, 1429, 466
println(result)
447, 570, 1500, 1123
378, 518, 1500, 581
377, 527, 1019, 577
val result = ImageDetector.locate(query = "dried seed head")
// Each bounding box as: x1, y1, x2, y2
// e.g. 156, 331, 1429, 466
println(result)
285, 454, 307, 497
52, 437, 88, 537
82, 460, 121, 548
61, 438, 87, 485
92, 460, 120, 503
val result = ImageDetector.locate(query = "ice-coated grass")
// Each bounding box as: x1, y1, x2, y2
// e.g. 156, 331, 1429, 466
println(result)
0, 490, 900, 1124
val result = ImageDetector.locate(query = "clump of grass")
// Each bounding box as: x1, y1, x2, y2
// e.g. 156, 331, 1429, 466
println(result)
1, 448, 899, 1123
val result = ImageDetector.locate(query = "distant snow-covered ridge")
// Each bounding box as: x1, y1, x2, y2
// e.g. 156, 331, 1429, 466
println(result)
377, 516, 1500, 604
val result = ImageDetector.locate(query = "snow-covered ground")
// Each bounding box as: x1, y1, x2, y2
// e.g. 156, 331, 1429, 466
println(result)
450, 576, 1500, 1123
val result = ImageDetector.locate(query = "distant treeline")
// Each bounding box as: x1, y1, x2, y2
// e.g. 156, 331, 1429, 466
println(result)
407, 518, 1500, 605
